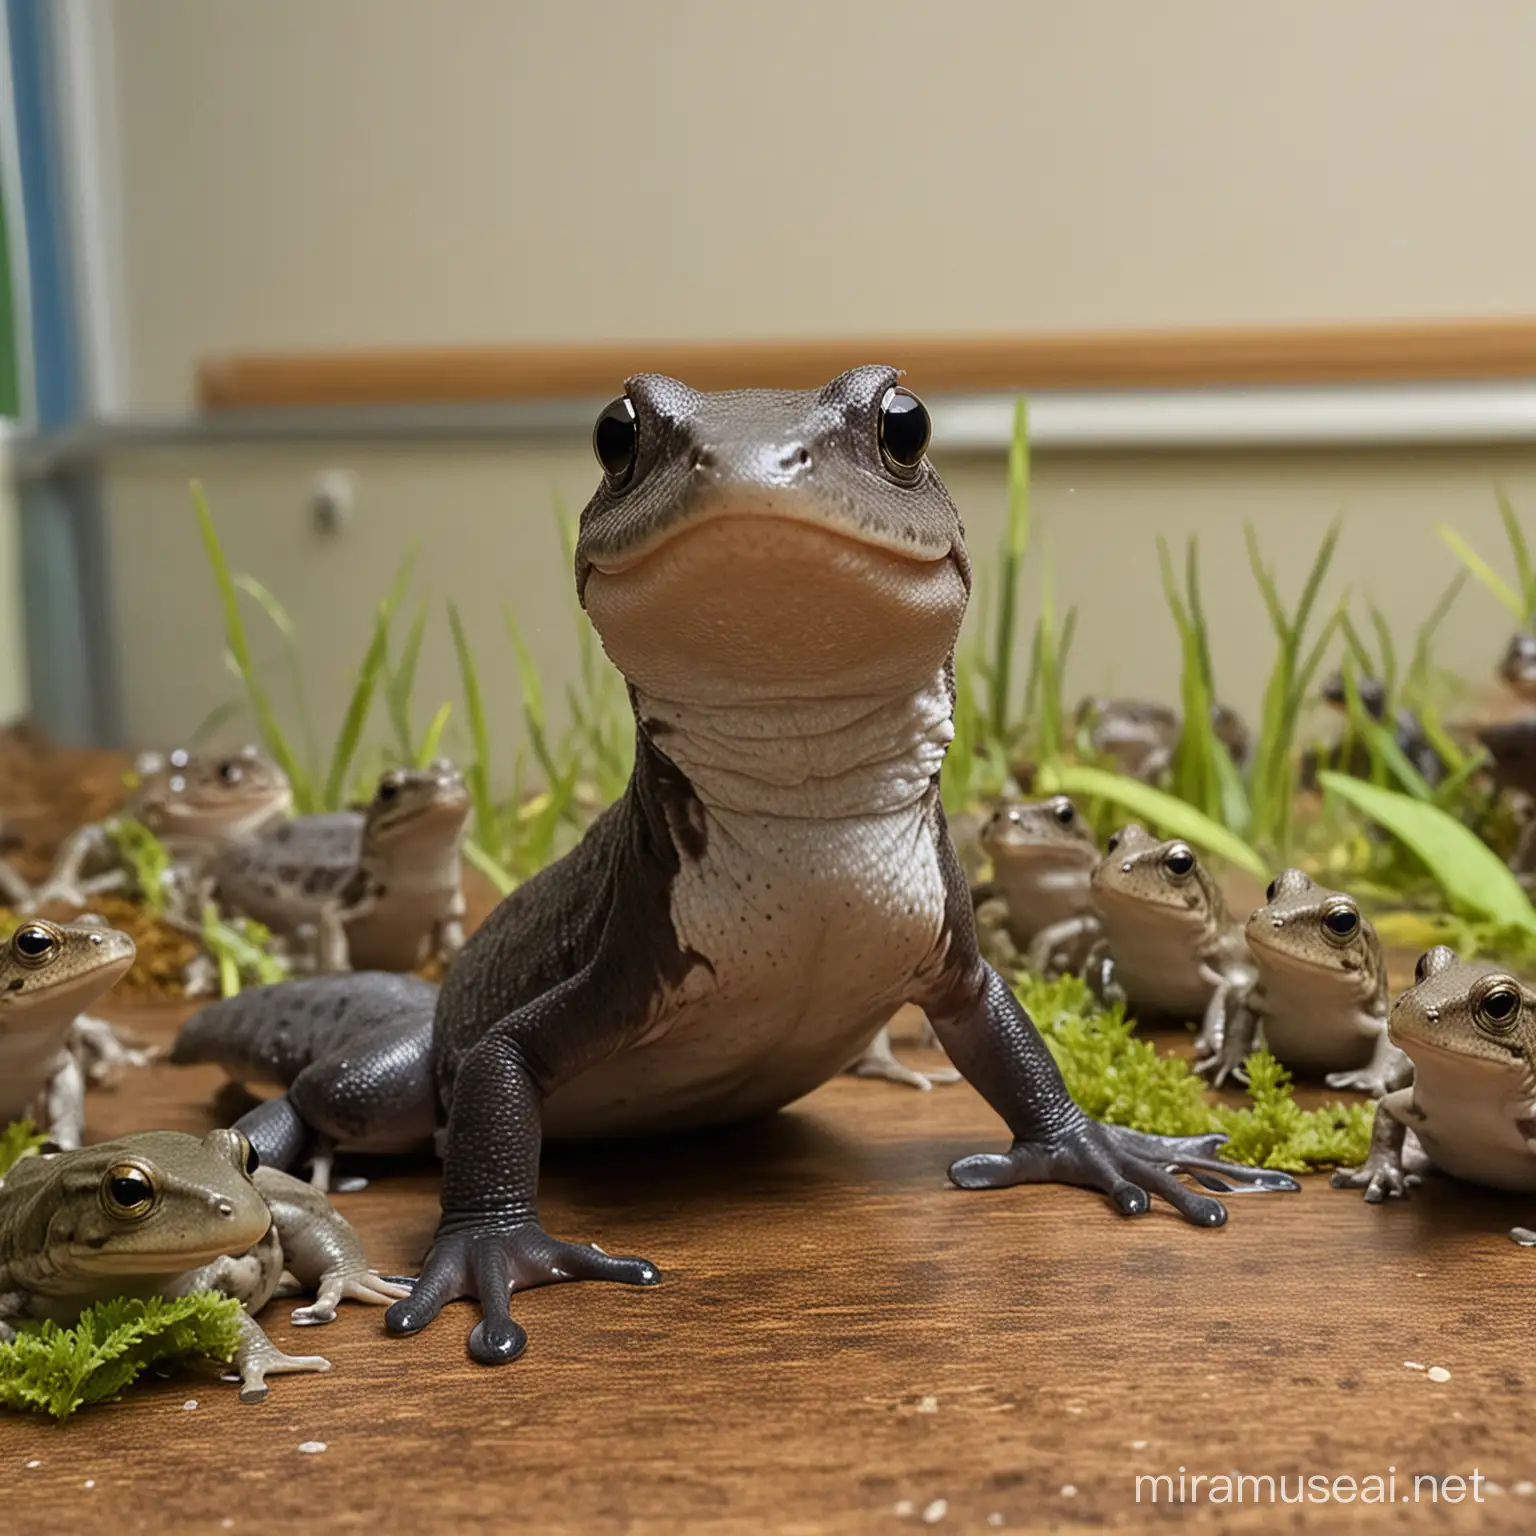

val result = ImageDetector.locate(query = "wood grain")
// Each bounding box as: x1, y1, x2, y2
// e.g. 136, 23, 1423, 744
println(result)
5, 1004, 1534, 1534
197, 318, 1536, 410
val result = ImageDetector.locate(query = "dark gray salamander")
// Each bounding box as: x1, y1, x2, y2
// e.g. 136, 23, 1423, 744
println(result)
183, 367, 1297, 1369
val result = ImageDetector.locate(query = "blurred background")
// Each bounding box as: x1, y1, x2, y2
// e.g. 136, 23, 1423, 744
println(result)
5, 0, 1536, 764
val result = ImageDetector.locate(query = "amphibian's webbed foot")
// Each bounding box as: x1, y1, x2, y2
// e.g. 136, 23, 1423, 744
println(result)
845, 1023, 961, 1091
226, 1315, 330, 1404
949, 1123, 1298, 1226
287, 1263, 412, 1326
385, 1222, 660, 1366
1330, 1099, 1417, 1201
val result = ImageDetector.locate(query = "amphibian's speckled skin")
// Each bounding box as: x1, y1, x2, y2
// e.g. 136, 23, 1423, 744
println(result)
0, 1130, 407, 1401
0, 918, 137, 1148
1201, 869, 1405, 1095
1334, 948, 1536, 1231
230, 369, 1294, 1370
1085, 825, 1255, 1055
972, 795, 1100, 975
171, 973, 439, 1190
24, 746, 293, 912
213, 762, 470, 972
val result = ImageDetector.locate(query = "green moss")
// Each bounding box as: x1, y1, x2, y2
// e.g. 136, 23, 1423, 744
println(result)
1015, 972, 1374, 1172
0, 1118, 47, 1177
104, 816, 172, 914
0, 1291, 244, 1420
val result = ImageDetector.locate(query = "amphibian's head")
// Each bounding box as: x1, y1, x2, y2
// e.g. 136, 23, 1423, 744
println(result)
22, 1130, 271, 1275
134, 745, 294, 843
1320, 671, 1387, 721
574, 368, 969, 702
1499, 633, 1536, 701
980, 796, 1098, 871
1091, 824, 1225, 923
0, 918, 136, 1022
1389, 946, 1536, 1074
362, 761, 472, 849
1244, 868, 1384, 991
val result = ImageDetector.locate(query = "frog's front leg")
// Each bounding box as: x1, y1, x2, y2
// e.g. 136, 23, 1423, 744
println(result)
1330, 1092, 1420, 1201
1196, 992, 1262, 1088
253, 1166, 409, 1323
0, 853, 35, 911
844, 1017, 960, 1091
41, 1051, 86, 1150
1024, 915, 1100, 978
384, 966, 661, 1366
923, 962, 1297, 1224
29, 824, 120, 910
69, 1013, 156, 1085
314, 897, 362, 973
1323, 1030, 1413, 1099
1082, 937, 1125, 1010
227, 1311, 332, 1404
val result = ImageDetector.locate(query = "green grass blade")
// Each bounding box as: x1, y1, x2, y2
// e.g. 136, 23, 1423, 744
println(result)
1496, 485, 1535, 624
189, 481, 313, 810
1404, 572, 1466, 703
988, 400, 1031, 743
461, 836, 517, 897
505, 613, 562, 788
1437, 523, 1524, 620
415, 701, 452, 767
1318, 771, 1536, 933
387, 601, 429, 761
1366, 601, 1398, 706
448, 602, 498, 853
235, 573, 322, 786
1290, 518, 1343, 649
1243, 523, 1290, 641
322, 554, 413, 810
1035, 762, 1269, 879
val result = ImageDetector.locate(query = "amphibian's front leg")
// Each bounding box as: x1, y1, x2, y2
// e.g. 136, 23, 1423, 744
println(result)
1024, 915, 1100, 978
227, 1312, 332, 1404
314, 896, 362, 973
69, 1013, 156, 1085
385, 965, 660, 1365
29, 824, 120, 910
41, 1051, 86, 1150
1195, 991, 1261, 1088
431, 889, 467, 966
1082, 937, 1125, 1010
254, 1166, 410, 1323
845, 1019, 960, 1091
1324, 1030, 1413, 1098
0, 853, 34, 911
1331, 1093, 1420, 1201
925, 963, 1297, 1223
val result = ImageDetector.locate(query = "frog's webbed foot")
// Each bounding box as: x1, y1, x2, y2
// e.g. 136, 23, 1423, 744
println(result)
384, 1221, 660, 1366
1330, 1099, 1418, 1201
949, 1123, 1298, 1225
1324, 1040, 1413, 1100
288, 1263, 412, 1326
70, 1014, 157, 1085
225, 1314, 330, 1404
844, 1023, 961, 1091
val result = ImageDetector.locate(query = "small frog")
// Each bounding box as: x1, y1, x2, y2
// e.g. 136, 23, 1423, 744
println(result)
25, 746, 294, 912
212, 761, 471, 973
0, 1129, 408, 1401
1317, 671, 1443, 788
1499, 632, 1536, 701
1332, 948, 1536, 1238
1199, 869, 1406, 1094
971, 796, 1101, 975
1086, 825, 1254, 1054
0, 917, 140, 1149
1074, 699, 1250, 783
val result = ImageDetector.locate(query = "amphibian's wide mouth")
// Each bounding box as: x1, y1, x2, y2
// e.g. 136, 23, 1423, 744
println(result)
1243, 926, 1345, 974
66, 1234, 265, 1275
1386, 1027, 1530, 1076
585, 501, 954, 578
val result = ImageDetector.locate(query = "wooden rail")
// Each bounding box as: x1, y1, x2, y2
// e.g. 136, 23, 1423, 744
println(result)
197, 318, 1536, 411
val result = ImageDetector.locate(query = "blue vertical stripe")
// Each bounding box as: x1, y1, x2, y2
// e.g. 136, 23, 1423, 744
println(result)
6, 0, 78, 430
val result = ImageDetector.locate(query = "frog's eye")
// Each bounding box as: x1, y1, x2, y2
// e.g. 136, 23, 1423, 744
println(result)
1476, 980, 1523, 1033
1264, 878, 1278, 903
100, 1161, 158, 1221
1162, 845, 1196, 879
377, 775, 401, 803
1321, 903, 1360, 943
1105, 832, 1120, 854
218, 760, 244, 784
11, 923, 61, 967
1051, 799, 1075, 826
878, 387, 930, 472
235, 1133, 260, 1178
593, 396, 639, 486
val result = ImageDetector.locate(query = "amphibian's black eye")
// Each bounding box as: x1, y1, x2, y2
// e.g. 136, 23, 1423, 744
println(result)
238, 1134, 260, 1176
1477, 983, 1522, 1031
377, 776, 400, 803
11, 923, 60, 966
218, 760, 243, 784
1415, 952, 1431, 984
1163, 845, 1196, 878
1322, 905, 1360, 941
1105, 833, 1120, 854
878, 387, 930, 472
101, 1162, 157, 1220
593, 396, 639, 484
1052, 799, 1074, 825
1265, 879, 1278, 903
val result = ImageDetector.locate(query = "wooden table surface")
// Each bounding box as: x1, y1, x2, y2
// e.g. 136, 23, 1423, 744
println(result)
4, 1005, 1533, 1535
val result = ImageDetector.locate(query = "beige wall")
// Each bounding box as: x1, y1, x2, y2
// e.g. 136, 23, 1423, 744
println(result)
111, 0, 1536, 412
102, 441, 1530, 768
